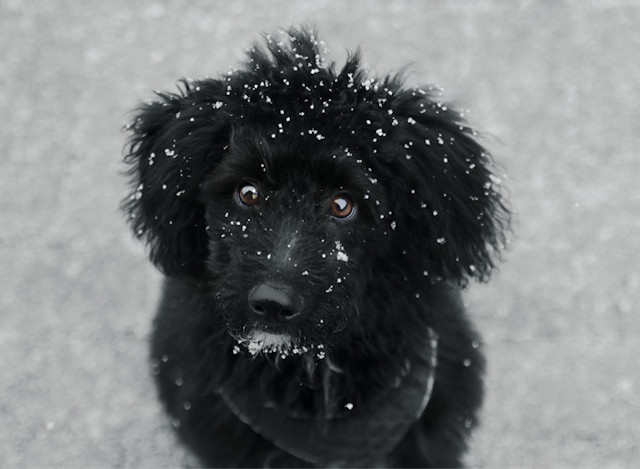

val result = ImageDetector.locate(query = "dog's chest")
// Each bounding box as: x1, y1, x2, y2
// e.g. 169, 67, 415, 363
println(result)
217, 329, 438, 467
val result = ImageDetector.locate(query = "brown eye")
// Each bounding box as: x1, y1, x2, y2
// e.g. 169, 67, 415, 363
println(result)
237, 183, 260, 206
330, 193, 356, 219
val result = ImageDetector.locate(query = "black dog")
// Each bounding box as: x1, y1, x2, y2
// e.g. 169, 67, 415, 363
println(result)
123, 28, 508, 468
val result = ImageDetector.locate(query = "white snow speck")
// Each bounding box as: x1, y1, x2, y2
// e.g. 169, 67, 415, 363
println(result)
335, 241, 349, 262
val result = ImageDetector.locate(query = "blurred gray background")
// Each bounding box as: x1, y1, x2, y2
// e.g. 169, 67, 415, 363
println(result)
1, 0, 638, 466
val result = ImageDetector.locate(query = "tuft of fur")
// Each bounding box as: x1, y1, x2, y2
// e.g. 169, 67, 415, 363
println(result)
124, 27, 509, 468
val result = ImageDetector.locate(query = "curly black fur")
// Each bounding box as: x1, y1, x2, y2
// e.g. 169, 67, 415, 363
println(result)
123, 28, 509, 468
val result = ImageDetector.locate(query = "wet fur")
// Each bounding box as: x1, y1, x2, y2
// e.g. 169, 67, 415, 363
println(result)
123, 28, 509, 467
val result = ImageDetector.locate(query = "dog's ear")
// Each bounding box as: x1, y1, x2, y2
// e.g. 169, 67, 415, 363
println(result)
123, 79, 229, 277
384, 87, 510, 285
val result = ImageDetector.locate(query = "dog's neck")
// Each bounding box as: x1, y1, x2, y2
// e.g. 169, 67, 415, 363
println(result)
216, 329, 438, 466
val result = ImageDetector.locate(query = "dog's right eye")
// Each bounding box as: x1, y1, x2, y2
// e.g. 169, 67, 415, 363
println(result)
236, 183, 260, 206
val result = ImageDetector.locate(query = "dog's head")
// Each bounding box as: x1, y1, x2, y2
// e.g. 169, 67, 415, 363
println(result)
124, 28, 509, 356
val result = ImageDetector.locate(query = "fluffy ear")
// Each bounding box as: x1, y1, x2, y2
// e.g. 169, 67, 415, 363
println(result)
122, 79, 230, 277
383, 87, 510, 284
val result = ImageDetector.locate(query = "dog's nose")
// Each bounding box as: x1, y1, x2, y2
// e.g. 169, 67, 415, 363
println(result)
248, 282, 300, 321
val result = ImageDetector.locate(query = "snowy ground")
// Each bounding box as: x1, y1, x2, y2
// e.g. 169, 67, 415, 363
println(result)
1, 0, 638, 466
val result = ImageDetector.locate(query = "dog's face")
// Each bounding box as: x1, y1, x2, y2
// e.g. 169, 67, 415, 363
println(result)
198, 124, 393, 356
124, 29, 508, 358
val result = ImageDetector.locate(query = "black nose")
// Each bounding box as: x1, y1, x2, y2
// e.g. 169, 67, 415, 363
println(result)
248, 282, 300, 321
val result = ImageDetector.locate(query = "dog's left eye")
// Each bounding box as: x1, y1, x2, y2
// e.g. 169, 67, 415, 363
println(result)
236, 183, 260, 206
330, 193, 356, 220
